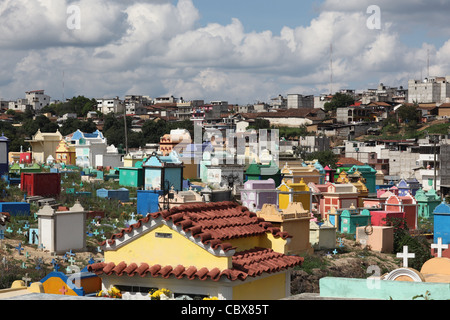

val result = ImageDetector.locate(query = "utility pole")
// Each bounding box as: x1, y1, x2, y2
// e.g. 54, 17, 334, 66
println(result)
123, 107, 128, 155
433, 134, 438, 191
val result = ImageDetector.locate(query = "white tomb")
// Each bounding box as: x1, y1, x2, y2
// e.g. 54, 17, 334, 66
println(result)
36, 201, 87, 254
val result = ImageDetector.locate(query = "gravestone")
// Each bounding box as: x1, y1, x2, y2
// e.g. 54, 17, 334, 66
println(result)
36, 201, 87, 254
310, 220, 337, 250
340, 209, 371, 234
433, 201, 450, 245
356, 225, 394, 253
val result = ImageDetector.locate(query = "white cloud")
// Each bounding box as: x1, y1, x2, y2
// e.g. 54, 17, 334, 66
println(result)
0, 0, 450, 103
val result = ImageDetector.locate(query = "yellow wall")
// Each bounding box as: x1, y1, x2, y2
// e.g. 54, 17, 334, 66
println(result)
227, 233, 288, 254
278, 182, 311, 211
105, 224, 232, 270
278, 184, 291, 210
232, 273, 287, 300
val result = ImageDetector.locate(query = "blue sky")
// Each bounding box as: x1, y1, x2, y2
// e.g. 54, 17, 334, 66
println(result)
0, 0, 450, 104
193, 0, 323, 33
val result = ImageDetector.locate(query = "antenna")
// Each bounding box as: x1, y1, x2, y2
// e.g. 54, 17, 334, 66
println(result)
427, 49, 430, 78
330, 43, 333, 95
62, 71, 65, 102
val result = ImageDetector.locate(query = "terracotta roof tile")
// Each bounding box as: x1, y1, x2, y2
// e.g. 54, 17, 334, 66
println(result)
87, 248, 303, 282
101, 201, 292, 252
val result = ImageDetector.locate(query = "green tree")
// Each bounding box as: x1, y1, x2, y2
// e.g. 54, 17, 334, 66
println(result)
324, 93, 355, 112
249, 119, 271, 130
385, 217, 432, 270
22, 115, 59, 137
141, 119, 169, 144
304, 150, 339, 168
397, 104, 421, 126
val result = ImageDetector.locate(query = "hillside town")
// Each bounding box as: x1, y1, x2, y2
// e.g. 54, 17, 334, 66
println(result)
1, 76, 450, 302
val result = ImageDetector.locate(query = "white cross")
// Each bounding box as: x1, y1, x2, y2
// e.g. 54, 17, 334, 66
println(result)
397, 245, 415, 268
431, 237, 449, 258
22, 273, 31, 286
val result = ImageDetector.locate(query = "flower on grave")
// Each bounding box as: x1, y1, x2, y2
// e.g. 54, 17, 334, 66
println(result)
203, 296, 219, 300
149, 288, 172, 300
97, 286, 122, 299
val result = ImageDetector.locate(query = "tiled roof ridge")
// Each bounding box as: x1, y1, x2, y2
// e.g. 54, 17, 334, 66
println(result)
100, 201, 292, 251
87, 248, 303, 282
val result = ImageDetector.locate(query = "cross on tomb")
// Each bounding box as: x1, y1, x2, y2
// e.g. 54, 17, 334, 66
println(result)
22, 274, 31, 286
38, 243, 45, 251
21, 262, 26, 269
397, 245, 415, 268
431, 237, 449, 258
66, 250, 75, 257
6, 227, 12, 233
93, 229, 99, 236
68, 256, 76, 265
59, 286, 68, 295
23, 223, 29, 230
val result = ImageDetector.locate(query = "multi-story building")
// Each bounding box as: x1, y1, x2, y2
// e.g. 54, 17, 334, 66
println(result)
408, 76, 450, 104
124, 95, 151, 115
8, 90, 51, 113
361, 84, 407, 105
25, 90, 51, 112
270, 95, 287, 109
176, 99, 204, 121
287, 94, 314, 109
97, 97, 125, 114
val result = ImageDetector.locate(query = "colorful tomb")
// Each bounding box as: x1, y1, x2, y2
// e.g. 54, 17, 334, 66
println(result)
88, 201, 303, 300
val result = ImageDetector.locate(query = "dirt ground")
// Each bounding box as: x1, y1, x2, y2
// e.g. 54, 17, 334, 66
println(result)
0, 238, 104, 270
290, 238, 401, 295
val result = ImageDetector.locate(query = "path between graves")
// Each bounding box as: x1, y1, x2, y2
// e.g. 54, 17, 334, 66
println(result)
291, 238, 401, 295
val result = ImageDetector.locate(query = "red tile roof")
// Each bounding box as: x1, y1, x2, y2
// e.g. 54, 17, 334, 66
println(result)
101, 201, 292, 252
87, 247, 303, 282
89, 202, 304, 281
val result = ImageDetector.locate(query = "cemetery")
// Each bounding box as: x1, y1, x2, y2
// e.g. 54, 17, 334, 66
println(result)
1, 129, 450, 301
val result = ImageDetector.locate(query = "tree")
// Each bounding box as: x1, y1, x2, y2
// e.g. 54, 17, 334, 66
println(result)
397, 104, 421, 125
324, 93, 355, 112
249, 119, 271, 130
22, 115, 59, 137
60, 118, 97, 136
304, 150, 339, 168
141, 119, 169, 144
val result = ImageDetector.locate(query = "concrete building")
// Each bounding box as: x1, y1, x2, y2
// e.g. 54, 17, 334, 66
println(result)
124, 95, 151, 115
176, 99, 204, 121
96, 97, 125, 114
8, 90, 51, 113
287, 94, 314, 109
25, 90, 51, 112
361, 83, 407, 105
408, 76, 450, 104
270, 95, 287, 109
299, 136, 330, 154
336, 106, 374, 124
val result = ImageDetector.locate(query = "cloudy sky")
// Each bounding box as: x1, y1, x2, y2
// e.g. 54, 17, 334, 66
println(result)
1, 0, 450, 104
